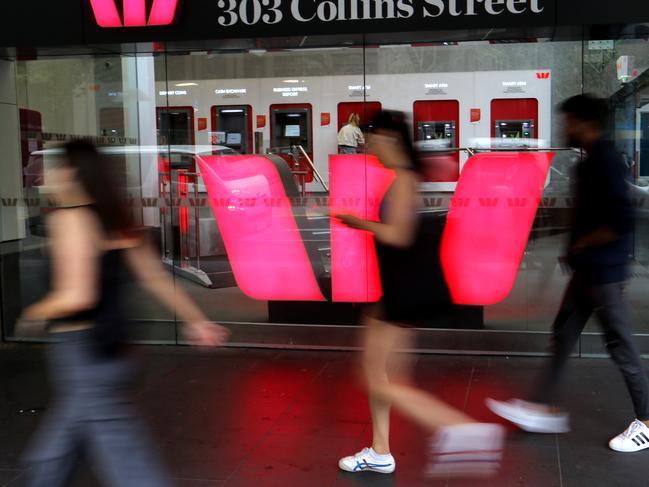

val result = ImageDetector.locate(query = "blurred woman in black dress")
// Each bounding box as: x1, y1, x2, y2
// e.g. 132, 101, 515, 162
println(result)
336, 111, 504, 478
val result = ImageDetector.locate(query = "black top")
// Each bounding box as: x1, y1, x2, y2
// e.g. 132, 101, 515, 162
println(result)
50, 205, 132, 355
568, 139, 634, 284
374, 185, 451, 325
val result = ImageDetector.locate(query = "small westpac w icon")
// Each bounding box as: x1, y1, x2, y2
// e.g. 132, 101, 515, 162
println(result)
536, 72, 551, 79
90, 0, 179, 28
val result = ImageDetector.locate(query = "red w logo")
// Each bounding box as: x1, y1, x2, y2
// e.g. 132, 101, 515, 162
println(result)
196, 153, 553, 306
90, 0, 179, 28
536, 72, 551, 79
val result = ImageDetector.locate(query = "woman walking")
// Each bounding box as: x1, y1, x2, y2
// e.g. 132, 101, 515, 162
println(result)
18, 140, 227, 486
336, 111, 504, 478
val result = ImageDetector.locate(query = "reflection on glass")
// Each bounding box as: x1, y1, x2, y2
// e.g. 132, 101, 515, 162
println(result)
2, 34, 649, 352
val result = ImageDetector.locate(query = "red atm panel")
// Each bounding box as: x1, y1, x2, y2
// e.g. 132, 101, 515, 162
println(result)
491, 98, 539, 139
413, 100, 460, 183
337, 101, 382, 130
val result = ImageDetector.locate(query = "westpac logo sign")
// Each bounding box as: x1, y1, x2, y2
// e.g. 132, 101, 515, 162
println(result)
196, 153, 553, 306
90, 0, 179, 28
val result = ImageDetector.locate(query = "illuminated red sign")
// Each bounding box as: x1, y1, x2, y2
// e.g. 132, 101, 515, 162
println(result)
330, 155, 394, 302
441, 152, 553, 304
536, 72, 551, 79
90, 0, 179, 28
197, 153, 552, 305
197, 155, 325, 302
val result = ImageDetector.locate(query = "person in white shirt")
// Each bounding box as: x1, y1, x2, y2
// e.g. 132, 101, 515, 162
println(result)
337, 112, 365, 154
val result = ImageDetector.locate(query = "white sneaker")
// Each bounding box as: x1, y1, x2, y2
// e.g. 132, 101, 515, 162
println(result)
609, 420, 649, 452
338, 447, 396, 474
486, 398, 570, 433
427, 423, 505, 478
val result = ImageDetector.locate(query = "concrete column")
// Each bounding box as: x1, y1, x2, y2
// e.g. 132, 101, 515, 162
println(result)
122, 55, 159, 227
73, 60, 98, 138
0, 59, 25, 242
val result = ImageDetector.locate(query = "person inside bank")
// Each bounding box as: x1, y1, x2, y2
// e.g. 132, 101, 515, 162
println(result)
337, 112, 365, 154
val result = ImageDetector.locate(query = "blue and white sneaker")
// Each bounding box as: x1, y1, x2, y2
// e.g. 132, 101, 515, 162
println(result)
338, 447, 396, 474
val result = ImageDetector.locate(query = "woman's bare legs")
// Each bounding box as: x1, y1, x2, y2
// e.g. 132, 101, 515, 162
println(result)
362, 314, 403, 455
363, 314, 474, 455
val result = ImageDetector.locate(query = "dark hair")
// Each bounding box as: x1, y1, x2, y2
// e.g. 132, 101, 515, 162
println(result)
369, 110, 423, 174
560, 94, 609, 128
62, 140, 134, 235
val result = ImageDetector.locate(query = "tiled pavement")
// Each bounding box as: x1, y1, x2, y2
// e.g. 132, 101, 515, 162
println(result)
1, 344, 647, 487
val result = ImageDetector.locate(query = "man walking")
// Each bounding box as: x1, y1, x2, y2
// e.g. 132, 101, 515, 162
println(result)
487, 94, 649, 453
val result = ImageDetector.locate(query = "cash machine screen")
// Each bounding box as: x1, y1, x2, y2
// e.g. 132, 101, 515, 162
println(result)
496, 120, 534, 139
284, 125, 301, 137
418, 121, 455, 149
226, 132, 242, 145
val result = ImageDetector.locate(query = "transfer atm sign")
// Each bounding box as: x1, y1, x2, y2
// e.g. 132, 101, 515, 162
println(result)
90, 0, 179, 27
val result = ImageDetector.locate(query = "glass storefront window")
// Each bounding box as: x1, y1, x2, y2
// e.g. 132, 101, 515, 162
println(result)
1, 28, 648, 355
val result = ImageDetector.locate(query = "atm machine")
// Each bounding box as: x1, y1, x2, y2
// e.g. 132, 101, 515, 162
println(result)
417, 121, 456, 143
99, 107, 125, 138
495, 120, 535, 140
211, 105, 252, 153
270, 103, 314, 182
491, 98, 538, 148
413, 100, 460, 182
157, 106, 195, 146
